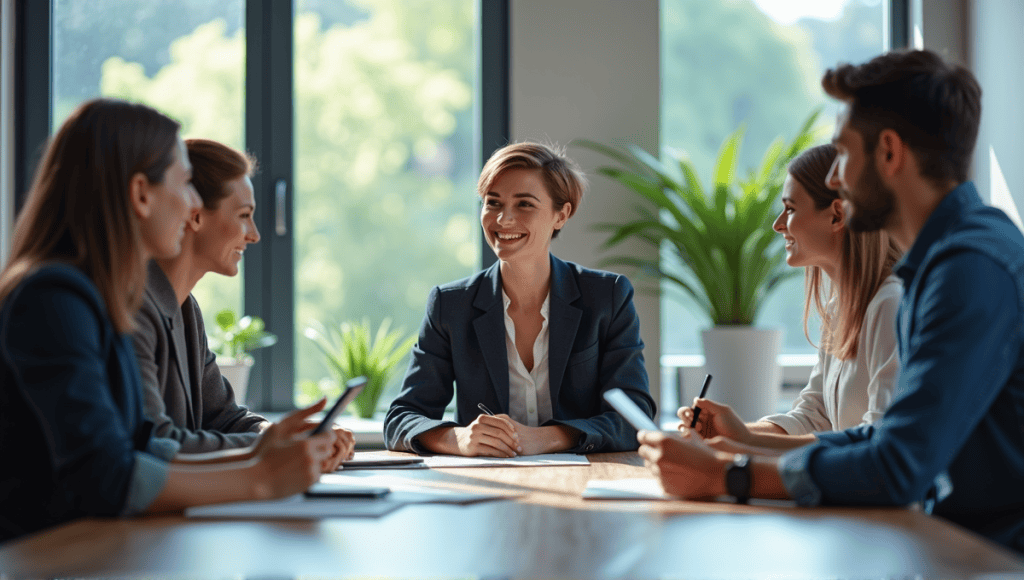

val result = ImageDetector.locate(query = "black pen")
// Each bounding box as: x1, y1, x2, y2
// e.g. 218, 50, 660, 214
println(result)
690, 374, 713, 428
477, 403, 496, 416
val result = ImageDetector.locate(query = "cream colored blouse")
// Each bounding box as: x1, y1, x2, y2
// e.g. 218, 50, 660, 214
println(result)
761, 275, 903, 435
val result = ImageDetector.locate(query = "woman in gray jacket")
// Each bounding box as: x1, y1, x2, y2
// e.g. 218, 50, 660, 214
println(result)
132, 139, 354, 468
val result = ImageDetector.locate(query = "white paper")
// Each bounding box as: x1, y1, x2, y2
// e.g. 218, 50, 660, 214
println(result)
421, 452, 590, 468
184, 494, 403, 519
581, 478, 670, 500
318, 473, 520, 505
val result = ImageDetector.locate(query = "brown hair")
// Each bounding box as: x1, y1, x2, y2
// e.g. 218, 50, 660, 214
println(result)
790, 144, 902, 359
185, 139, 255, 209
477, 142, 587, 239
0, 98, 180, 333
822, 49, 982, 184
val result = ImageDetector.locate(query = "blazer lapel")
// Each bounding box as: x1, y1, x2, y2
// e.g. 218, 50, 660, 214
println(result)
147, 261, 195, 427
547, 255, 581, 408
167, 316, 194, 427
472, 263, 510, 412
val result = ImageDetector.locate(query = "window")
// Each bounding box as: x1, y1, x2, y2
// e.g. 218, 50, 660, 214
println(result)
292, 1, 478, 406
25, 0, 501, 411
52, 0, 247, 328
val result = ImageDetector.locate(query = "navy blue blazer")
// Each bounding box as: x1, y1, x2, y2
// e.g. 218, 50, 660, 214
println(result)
0, 265, 157, 541
384, 255, 656, 454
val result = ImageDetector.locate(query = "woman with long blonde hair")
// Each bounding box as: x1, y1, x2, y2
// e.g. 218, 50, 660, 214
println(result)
680, 144, 902, 451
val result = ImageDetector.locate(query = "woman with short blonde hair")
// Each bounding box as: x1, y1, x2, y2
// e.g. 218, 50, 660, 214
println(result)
386, 141, 655, 456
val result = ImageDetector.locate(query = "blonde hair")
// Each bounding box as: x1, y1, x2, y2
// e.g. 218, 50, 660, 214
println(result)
0, 99, 181, 333
477, 142, 587, 239
790, 144, 902, 359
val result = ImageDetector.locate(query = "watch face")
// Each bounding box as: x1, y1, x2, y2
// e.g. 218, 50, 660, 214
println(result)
726, 455, 751, 502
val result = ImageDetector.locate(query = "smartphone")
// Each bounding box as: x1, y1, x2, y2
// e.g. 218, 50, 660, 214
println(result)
304, 483, 390, 499
309, 376, 368, 436
603, 388, 660, 432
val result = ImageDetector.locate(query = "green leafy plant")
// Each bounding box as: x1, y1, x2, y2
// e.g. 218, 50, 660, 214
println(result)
211, 309, 278, 363
577, 111, 822, 326
304, 318, 417, 419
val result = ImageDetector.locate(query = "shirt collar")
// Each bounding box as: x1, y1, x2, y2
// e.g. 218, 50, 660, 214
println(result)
145, 259, 180, 321
502, 289, 550, 321
894, 181, 983, 283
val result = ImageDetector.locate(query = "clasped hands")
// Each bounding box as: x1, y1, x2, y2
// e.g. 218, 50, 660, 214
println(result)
420, 413, 572, 457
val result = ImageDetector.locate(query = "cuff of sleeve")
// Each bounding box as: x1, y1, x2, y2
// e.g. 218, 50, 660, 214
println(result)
122, 451, 171, 515
779, 445, 823, 507
407, 421, 459, 454
147, 437, 181, 460
758, 414, 806, 436
546, 420, 595, 454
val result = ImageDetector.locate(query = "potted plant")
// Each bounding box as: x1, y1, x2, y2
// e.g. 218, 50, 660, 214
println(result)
210, 309, 278, 405
304, 318, 417, 419
578, 111, 820, 420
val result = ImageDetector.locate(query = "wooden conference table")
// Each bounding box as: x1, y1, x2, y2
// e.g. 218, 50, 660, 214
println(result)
2, 452, 1023, 578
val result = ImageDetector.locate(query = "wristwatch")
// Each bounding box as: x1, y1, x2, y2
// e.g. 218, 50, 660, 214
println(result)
725, 453, 751, 504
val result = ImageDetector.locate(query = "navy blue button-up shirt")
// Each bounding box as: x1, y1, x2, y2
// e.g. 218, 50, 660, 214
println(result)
780, 182, 1024, 553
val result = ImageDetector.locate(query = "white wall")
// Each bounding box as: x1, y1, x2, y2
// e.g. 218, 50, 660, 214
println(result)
917, 0, 1024, 227
510, 0, 662, 403
970, 0, 1024, 227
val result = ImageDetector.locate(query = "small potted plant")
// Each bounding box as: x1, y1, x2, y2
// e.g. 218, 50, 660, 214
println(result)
304, 318, 416, 419
210, 309, 278, 405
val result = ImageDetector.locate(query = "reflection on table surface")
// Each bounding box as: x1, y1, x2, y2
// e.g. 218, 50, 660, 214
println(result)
2, 452, 1022, 578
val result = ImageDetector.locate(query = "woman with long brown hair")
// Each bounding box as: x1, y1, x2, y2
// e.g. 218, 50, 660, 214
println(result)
679, 144, 903, 452
0, 99, 333, 542
131, 138, 354, 466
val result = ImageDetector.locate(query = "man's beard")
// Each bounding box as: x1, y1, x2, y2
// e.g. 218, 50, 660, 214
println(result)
843, 156, 897, 233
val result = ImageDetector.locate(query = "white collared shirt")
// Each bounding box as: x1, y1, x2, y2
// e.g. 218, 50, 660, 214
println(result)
502, 289, 553, 427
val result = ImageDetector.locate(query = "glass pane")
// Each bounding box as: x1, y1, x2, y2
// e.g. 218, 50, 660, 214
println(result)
293, 1, 479, 409
52, 0, 246, 331
660, 0, 884, 355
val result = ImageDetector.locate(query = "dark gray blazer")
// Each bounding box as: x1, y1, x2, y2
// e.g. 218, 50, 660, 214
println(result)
131, 261, 267, 452
384, 255, 656, 454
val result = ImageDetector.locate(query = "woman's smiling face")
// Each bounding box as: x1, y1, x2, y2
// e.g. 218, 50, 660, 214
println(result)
192, 175, 260, 277
480, 167, 569, 265
773, 173, 842, 271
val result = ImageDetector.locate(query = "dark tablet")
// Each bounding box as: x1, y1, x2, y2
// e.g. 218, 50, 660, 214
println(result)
309, 376, 367, 436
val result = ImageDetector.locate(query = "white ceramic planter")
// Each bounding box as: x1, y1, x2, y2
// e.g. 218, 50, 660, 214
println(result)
700, 326, 782, 422
217, 358, 254, 406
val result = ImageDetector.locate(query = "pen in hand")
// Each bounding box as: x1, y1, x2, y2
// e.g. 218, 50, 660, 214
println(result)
478, 403, 521, 453
689, 374, 713, 429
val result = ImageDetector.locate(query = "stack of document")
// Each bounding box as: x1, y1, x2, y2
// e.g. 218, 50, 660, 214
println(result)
185, 472, 521, 520
185, 494, 403, 519
318, 473, 521, 505
422, 453, 589, 468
